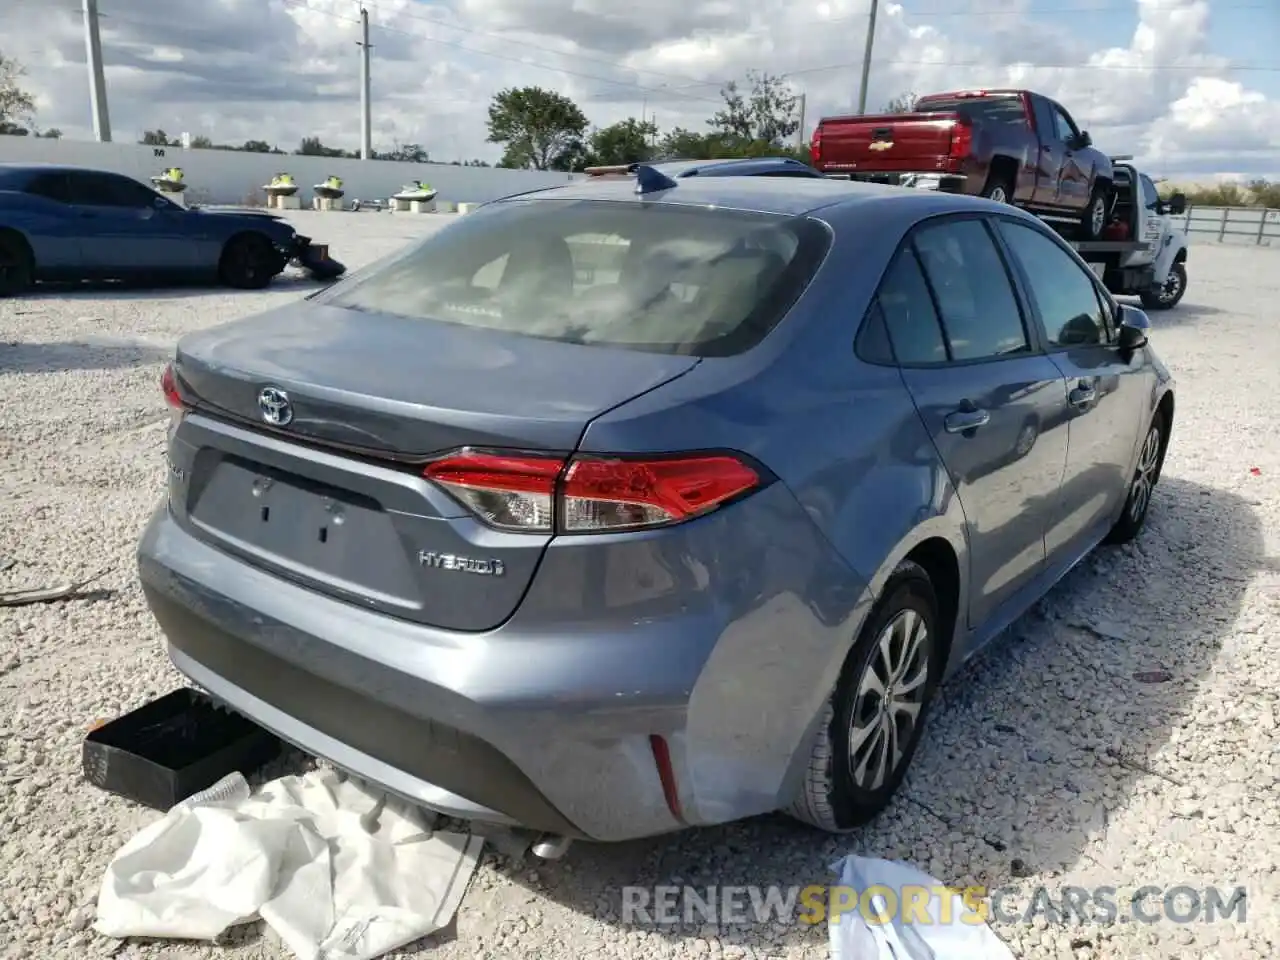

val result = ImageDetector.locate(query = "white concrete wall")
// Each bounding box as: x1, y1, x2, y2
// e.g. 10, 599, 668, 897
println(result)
0, 135, 579, 206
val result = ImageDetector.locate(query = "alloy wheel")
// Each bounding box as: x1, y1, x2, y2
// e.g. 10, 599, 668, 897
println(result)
1129, 424, 1162, 522
1158, 268, 1182, 304
1090, 196, 1107, 236
847, 609, 932, 791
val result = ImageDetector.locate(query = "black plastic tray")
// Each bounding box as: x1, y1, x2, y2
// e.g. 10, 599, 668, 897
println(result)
83, 688, 281, 810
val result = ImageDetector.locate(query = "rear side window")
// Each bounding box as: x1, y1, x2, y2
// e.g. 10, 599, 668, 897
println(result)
914, 95, 1026, 127
912, 220, 1029, 361
874, 250, 947, 364
323, 199, 831, 357
996, 220, 1111, 346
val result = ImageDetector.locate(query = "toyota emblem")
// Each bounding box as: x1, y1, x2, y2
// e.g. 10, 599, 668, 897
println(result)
258, 386, 293, 426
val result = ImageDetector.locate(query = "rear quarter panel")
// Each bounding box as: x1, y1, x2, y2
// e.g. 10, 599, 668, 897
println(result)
963, 100, 1041, 200
574, 198, 971, 812
0, 191, 83, 274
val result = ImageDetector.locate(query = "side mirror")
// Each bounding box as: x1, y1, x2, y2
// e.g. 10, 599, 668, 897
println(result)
1073, 130, 1093, 149
1165, 192, 1187, 216
1117, 303, 1150, 350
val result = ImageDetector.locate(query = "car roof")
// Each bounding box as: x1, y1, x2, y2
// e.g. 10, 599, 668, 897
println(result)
502, 173, 1013, 219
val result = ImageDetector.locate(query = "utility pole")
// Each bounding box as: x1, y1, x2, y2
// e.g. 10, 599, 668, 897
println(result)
357, 6, 372, 159
855, 0, 880, 115
794, 92, 807, 152
82, 0, 111, 141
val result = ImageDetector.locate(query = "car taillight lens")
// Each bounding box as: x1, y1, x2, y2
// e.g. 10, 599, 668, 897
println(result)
423, 450, 762, 534
161, 363, 188, 409
949, 119, 972, 161
424, 451, 561, 532
810, 127, 823, 165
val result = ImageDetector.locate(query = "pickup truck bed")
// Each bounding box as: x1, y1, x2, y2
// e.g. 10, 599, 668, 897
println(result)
811, 89, 1115, 239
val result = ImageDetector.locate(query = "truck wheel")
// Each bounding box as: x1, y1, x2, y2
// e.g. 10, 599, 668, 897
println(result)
980, 175, 1014, 204
1140, 261, 1187, 311
1081, 186, 1108, 240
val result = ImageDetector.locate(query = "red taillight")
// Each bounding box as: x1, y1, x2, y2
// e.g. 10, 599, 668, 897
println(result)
161, 363, 186, 409
423, 449, 762, 534
424, 451, 561, 532
948, 118, 972, 161
562, 455, 759, 532
810, 126, 823, 165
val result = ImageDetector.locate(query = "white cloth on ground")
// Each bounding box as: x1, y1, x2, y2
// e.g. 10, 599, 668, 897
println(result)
94, 768, 483, 960
829, 855, 1016, 960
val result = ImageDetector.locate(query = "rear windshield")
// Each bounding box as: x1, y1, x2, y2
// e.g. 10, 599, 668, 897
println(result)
915, 95, 1026, 127
321, 198, 831, 356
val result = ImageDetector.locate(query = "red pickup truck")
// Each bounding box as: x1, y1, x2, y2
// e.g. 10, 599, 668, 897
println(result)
810, 89, 1114, 239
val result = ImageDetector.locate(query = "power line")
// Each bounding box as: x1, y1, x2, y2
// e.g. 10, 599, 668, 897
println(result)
360, 0, 732, 92
275, 0, 725, 104
782, 56, 1280, 78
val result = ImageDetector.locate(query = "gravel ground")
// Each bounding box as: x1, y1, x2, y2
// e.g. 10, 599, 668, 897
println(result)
2, 212, 1279, 960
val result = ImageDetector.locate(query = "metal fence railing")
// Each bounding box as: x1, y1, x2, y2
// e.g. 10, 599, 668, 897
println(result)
1174, 205, 1279, 246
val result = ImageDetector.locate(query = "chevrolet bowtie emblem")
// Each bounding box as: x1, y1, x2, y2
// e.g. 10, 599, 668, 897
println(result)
869, 141, 894, 151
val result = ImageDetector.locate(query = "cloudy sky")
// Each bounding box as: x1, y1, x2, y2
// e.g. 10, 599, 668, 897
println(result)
1, 0, 1277, 179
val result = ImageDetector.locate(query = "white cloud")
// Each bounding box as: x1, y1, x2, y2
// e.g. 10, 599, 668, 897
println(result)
0, 0, 1274, 177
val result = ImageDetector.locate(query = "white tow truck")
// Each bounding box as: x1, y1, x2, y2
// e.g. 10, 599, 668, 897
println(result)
1054, 157, 1190, 310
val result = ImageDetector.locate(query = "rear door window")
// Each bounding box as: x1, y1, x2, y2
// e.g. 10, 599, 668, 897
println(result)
911, 219, 1030, 361
323, 199, 831, 357
872, 249, 947, 364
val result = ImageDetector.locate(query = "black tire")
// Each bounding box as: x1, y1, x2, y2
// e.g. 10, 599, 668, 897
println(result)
1081, 185, 1109, 240
0, 230, 35, 297
218, 233, 281, 290
1105, 412, 1166, 545
789, 560, 943, 832
1140, 260, 1187, 311
980, 173, 1014, 205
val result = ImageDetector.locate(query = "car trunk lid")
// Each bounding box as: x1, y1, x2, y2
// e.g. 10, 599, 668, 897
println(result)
166, 301, 698, 631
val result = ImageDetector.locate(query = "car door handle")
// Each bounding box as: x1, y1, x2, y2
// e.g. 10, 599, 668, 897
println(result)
944, 408, 991, 433
1069, 383, 1097, 407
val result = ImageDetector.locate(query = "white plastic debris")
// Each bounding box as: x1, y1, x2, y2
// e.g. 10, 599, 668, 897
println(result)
94, 767, 484, 960
829, 855, 1016, 960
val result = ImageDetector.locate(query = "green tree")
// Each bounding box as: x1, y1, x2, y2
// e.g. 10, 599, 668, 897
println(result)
884, 92, 918, 113
239, 139, 278, 153
0, 50, 35, 132
140, 129, 177, 146
382, 142, 429, 163
586, 118, 658, 166
1247, 178, 1280, 209
296, 136, 349, 157
487, 86, 589, 171
709, 70, 800, 149
189, 134, 215, 149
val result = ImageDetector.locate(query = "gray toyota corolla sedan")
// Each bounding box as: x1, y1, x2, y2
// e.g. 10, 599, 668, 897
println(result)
138, 167, 1173, 856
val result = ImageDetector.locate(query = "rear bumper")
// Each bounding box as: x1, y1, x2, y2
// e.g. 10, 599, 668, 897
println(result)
136, 485, 867, 841
845, 171, 968, 193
